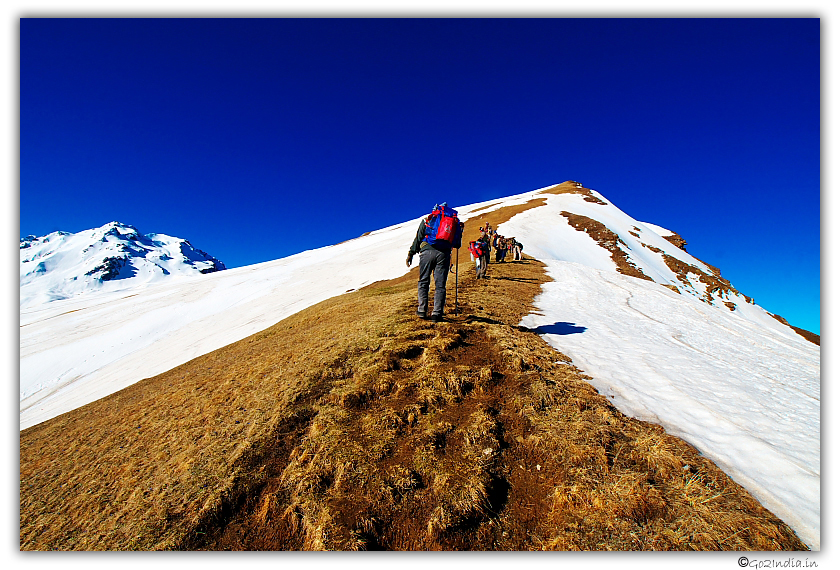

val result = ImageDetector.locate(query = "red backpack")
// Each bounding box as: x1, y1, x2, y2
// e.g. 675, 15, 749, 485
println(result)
424, 205, 463, 248
469, 240, 486, 257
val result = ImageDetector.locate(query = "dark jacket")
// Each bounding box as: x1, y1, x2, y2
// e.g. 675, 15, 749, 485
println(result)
478, 234, 491, 259
408, 217, 454, 257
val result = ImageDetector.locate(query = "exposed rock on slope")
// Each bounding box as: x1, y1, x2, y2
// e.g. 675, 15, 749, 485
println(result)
559, 211, 654, 282
539, 182, 816, 345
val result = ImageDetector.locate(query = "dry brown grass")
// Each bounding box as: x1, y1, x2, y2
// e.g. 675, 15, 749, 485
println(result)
660, 252, 742, 305
559, 210, 655, 282
769, 313, 820, 346
546, 183, 819, 345
662, 232, 688, 251
20, 198, 808, 551
539, 181, 609, 205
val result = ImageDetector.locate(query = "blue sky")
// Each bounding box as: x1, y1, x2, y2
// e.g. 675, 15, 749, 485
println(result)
20, 17, 820, 333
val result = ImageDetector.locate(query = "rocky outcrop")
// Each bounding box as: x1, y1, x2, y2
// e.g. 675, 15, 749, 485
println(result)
85, 256, 128, 281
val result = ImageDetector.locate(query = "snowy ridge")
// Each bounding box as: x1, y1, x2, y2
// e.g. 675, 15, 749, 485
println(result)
496, 188, 790, 332
19, 182, 819, 549
20, 221, 226, 309
497, 187, 819, 549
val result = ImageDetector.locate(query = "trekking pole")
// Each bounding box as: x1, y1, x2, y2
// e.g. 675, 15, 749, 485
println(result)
454, 246, 459, 315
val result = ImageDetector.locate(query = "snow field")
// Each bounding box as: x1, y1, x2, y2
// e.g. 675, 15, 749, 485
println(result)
500, 194, 820, 549
19, 216, 423, 430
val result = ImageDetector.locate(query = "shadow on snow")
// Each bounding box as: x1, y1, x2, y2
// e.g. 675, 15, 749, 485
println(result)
524, 322, 587, 336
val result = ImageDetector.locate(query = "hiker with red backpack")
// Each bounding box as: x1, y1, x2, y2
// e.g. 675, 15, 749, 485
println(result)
468, 233, 491, 279
406, 203, 464, 323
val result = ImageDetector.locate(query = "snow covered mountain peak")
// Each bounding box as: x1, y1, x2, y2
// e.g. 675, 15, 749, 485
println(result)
20, 221, 226, 308
93, 220, 139, 238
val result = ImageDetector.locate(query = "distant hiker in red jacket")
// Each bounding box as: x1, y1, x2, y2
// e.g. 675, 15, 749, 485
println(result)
469, 233, 491, 279
406, 203, 463, 323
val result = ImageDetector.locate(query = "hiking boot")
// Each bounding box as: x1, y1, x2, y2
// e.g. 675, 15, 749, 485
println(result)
430, 314, 444, 323
416, 312, 428, 320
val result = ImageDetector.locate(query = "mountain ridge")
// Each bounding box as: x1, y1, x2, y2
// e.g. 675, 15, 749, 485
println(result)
19, 181, 820, 549
20, 198, 808, 551
20, 221, 226, 309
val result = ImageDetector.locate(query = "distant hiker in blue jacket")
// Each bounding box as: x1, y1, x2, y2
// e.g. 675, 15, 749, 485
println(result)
406, 203, 463, 323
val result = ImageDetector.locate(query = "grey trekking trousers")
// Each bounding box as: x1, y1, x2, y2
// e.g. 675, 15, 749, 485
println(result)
475, 253, 488, 278
417, 247, 451, 317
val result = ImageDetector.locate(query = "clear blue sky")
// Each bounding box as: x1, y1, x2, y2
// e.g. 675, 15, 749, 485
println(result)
20, 18, 820, 333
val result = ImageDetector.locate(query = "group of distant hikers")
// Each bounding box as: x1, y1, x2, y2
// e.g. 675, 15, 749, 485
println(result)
405, 203, 523, 323
466, 222, 523, 279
